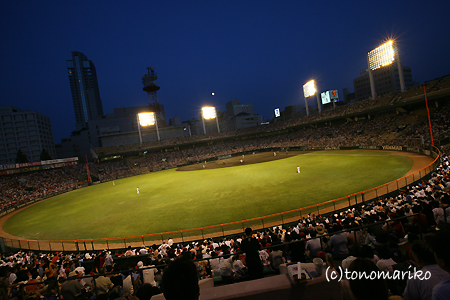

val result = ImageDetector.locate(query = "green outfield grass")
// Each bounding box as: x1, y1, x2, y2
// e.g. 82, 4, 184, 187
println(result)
3, 150, 413, 240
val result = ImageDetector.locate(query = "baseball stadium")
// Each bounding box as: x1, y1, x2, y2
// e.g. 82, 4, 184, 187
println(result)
1, 77, 450, 299
1, 75, 449, 246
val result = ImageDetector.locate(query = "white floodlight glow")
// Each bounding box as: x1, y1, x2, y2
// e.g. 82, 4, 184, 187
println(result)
202, 106, 217, 120
368, 40, 396, 71
138, 112, 156, 126
303, 80, 316, 98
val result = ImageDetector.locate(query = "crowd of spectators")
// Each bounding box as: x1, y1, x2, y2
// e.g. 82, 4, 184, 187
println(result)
107, 102, 450, 175
0, 169, 82, 212
0, 152, 448, 299
0, 76, 449, 299
94, 75, 450, 157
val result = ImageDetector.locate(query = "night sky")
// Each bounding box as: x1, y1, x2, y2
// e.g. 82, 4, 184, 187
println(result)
1, 1, 450, 143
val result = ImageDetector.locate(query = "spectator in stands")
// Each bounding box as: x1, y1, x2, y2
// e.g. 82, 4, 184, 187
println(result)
122, 270, 134, 295
24, 268, 42, 298
240, 227, 264, 280
135, 283, 154, 300
327, 224, 349, 259
359, 245, 379, 265
162, 258, 199, 300
403, 240, 450, 300
104, 251, 113, 268
219, 252, 234, 284
60, 271, 83, 300
0, 266, 10, 298
341, 258, 389, 300
305, 233, 323, 259
432, 201, 445, 228
125, 246, 134, 256
376, 247, 397, 274
93, 267, 114, 296
428, 230, 450, 299
138, 261, 158, 289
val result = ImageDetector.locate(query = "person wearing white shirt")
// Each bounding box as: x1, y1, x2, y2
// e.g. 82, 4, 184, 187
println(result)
403, 241, 450, 300
138, 261, 158, 287
212, 241, 219, 249
139, 245, 149, 255
376, 248, 397, 274
432, 202, 445, 226
122, 271, 134, 295
305, 238, 322, 258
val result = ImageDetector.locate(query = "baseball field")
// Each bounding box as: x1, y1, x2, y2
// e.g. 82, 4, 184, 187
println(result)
2, 150, 422, 241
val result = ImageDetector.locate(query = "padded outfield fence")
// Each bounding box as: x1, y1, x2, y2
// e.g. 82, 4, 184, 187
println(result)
0, 146, 441, 252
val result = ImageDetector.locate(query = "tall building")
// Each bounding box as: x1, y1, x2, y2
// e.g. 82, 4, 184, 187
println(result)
353, 65, 413, 101
55, 106, 189, 159
67, 51, 104, 131
0, 106, 56, 164
225, 100, 261, 131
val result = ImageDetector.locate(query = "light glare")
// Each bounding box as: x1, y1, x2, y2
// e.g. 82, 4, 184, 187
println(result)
303, 80, 316, 98
202, 106, 217, 120
368, 40, 396, 71
138, 112, 155, 126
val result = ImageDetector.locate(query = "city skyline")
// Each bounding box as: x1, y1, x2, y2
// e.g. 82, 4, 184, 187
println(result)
1, 1, 450, 142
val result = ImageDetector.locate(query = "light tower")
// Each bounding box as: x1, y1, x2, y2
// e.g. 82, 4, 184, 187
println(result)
142, 66, 166, 126
303, 80, 321, 116
367, 40, 405, 99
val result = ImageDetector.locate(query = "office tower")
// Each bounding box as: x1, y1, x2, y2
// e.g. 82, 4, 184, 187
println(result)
0, 106, 56, 164
67, 51, 104, 131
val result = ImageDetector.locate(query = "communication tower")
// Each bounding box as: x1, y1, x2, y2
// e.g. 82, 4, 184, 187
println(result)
142, 66, 166, 125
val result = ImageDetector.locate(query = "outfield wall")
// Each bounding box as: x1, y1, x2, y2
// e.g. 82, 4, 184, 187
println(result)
0, 146, 441, 252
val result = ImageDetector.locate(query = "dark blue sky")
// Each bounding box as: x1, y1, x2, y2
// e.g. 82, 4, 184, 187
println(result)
1, 1, 450, 143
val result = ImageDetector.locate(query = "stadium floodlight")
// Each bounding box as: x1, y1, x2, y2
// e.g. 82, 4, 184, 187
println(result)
368, 40, 395, 71
202, 106, 217, 120
138, 112, 156, 126
367, 39, 405, 99
201, 106, 220, 134
137, 112, 160, 143
303, 80, 316, 98
302, 80, 321, 116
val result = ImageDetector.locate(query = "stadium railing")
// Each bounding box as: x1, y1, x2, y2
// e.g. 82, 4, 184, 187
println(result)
10, 213, 429, 300
0, 146, 441, 252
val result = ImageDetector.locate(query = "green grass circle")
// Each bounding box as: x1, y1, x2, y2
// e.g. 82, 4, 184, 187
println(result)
3, 150, 413, 240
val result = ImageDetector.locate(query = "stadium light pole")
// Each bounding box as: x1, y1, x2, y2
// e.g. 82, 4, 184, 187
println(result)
367, 40, 405, 99
184, 125, 191, 137
137, 112, 160, 144
303, 80, 321, 116
202, 106, 220, 134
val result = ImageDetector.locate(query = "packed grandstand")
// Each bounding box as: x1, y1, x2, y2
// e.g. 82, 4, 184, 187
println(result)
0, 75, 449, 299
